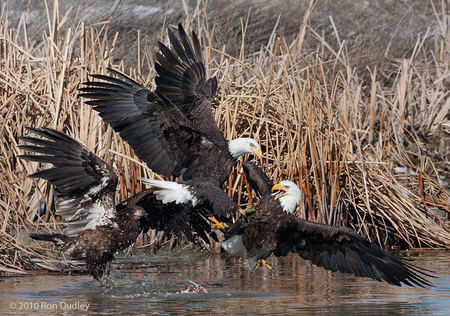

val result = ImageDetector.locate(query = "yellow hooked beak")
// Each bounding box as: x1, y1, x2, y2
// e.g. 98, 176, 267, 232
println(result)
271, 183, 283, 200
252, 147, 262, 159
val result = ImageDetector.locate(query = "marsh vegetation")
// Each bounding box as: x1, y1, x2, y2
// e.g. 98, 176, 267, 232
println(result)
1, 0, 449, 274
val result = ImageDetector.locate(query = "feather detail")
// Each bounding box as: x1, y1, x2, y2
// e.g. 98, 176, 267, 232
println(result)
140, 178, 197, 205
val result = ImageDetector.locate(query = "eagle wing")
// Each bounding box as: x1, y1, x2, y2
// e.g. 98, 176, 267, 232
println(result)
79, 24, 226, 178
242, 161, 274, 196
155, 24, 224, 147
275, 214, 433, 287
19, 127, 118, 238
79, 69, 198, 178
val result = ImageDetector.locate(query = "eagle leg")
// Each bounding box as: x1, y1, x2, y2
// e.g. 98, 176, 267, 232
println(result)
239, 205, 256, 217
208, 216, 225, 232
255, 259, 272, 270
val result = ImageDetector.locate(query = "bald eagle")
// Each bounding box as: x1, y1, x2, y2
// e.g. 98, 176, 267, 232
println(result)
222, 162, 433, 287
79, 24, 261, 218
19, 127, 216, 279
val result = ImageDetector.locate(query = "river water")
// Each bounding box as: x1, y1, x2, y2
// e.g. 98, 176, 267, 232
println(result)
0, 250, 449, 315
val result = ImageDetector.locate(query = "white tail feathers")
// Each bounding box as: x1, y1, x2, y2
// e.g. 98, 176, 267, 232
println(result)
140, 178, 197, 205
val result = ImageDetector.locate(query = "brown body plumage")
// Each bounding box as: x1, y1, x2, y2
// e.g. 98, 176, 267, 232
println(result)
20, 127, 214, 279
79, 24, 261, 218
30, 200, 147, 279
223, 162, 433, 287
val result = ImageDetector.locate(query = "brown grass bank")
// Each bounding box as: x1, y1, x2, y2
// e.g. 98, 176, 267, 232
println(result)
1, 0, 449, 274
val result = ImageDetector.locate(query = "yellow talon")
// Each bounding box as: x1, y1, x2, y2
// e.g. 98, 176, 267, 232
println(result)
208, 217, 225, 232
239, 205, 256, 216
255, 259, 272, 269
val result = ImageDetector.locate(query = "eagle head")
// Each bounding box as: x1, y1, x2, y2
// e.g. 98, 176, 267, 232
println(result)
228, 138, 262, 159
271, 180, 302, 213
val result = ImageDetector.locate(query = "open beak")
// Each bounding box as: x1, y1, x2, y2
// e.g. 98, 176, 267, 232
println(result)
271, 183, 285, 200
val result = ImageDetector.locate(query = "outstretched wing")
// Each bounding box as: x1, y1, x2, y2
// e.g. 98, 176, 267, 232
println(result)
155, 24, 224, 147
19, 127, 118, 238
79, 24, 227, 179
79, 69, 199, 178
275, 215, 433, 287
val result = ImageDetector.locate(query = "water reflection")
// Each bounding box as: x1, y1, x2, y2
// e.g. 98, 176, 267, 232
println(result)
0, 251, 448, 315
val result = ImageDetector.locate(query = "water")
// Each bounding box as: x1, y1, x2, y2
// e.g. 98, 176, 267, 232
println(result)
0, 250, 449, 315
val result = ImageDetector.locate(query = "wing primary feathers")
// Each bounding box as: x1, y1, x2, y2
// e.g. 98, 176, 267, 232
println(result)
19, 127, 118, 237
190, 28, 203, 64
225, 163, 433, 287
22, 128, 217, 279
80, 24, 231, 182
167, 27, 190, 64
79, 69, 189, 178
282, 219, 434, 287
177, 23, 198, 63
156, 44, 184, 74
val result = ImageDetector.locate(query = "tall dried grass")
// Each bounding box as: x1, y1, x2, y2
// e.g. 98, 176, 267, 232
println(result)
1, 0, 449, 273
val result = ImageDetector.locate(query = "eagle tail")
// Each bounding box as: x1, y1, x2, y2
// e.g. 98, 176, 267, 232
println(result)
140, 178, 195, 205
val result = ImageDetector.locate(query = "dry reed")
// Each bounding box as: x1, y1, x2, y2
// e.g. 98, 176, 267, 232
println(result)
1, 0, 449, 274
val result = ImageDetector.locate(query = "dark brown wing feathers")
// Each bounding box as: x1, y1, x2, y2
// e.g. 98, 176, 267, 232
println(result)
274, 217, 433, 287
19, 127, 118, 238
80, 24, 227, 180
19, 127, 117, 194
79, 71, 189, 178
153, 24, 222, 146
21, 128, 218, 279
224, 163, 433, 287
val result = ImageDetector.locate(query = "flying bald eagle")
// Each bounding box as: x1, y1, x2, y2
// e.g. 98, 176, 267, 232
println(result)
79, 24, 261, 218
222, 162, 433, 287
19, 127, 216, 279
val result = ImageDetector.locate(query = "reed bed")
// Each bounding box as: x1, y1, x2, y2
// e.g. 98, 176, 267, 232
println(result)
1, 1, 449, 273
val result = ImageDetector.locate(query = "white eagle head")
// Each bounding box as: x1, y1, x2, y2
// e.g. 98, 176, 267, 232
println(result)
228, 138, 262, 159
271, 180, 302, 213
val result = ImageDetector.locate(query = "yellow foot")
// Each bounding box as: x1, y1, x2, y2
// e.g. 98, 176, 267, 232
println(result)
239, 205, 256, 217
255, 259, 272, 269
208, 217, 225, 232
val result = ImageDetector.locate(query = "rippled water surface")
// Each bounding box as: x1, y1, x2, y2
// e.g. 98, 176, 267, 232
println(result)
1, 251, 449, 315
